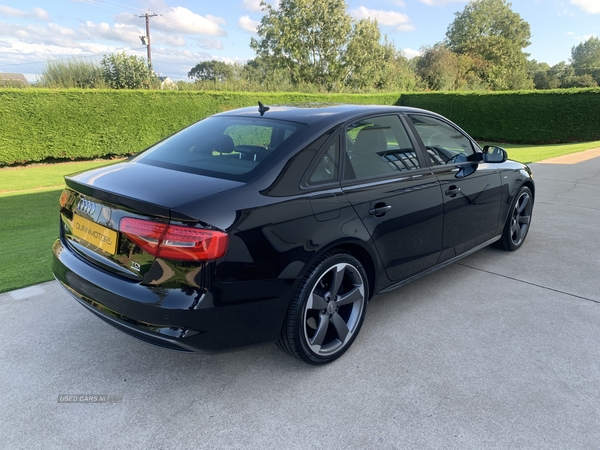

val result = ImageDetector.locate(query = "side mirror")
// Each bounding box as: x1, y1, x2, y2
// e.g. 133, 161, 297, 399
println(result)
482, 145, 507, 163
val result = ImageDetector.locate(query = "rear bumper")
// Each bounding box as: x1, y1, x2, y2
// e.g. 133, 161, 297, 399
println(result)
52, 239, 295, 353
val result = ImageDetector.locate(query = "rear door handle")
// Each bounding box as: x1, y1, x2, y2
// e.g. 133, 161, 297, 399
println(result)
369, 205, 392, 216
445, 187, 461, 197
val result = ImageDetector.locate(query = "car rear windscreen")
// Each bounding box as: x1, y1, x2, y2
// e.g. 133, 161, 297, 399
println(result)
133, 116, 307, 181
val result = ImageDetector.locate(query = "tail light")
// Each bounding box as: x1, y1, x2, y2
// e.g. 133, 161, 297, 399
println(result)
59, 190, 70, 208
120, 217, 229, 261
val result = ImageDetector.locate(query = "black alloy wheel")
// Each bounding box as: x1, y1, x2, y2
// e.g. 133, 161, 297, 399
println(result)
278, 251, 368, 365
497, 186, 533, 251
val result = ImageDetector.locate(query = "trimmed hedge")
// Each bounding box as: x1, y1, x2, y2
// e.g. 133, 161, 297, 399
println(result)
0, 89, 400, 165
398, 88, 600, 144
1, 88, 599, 165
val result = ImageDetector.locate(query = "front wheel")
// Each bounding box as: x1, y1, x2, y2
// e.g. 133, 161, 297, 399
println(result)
496, 186, 533, 251
278, 251, 368, 365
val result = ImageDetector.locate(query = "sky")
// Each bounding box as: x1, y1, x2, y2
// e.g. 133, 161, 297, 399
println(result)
0, 0, 599, 82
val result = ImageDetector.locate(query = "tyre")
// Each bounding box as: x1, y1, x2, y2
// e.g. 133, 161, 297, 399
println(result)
496, 186, 533, 251
278, 251, 368, 365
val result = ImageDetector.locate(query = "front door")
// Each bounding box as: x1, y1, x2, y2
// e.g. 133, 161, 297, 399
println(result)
406, 113, 502, 259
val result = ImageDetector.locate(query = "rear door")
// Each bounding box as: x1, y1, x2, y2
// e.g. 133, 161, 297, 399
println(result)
340, 114, 444, 282
406, 113, 502, 259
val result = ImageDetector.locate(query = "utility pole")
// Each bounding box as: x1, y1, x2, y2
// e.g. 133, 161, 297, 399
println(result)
139, 12, 158, 70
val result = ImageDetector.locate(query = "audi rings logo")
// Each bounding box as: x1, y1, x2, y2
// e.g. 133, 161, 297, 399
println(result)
77, 198, 97, 216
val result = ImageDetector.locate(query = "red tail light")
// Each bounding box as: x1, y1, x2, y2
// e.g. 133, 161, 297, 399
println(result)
120, 217, 229, 261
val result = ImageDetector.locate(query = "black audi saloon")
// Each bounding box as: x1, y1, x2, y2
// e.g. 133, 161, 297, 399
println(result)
52, 104, 534, 364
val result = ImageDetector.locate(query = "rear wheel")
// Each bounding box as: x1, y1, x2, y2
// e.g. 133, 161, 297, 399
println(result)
496, 186, 533, 251
278, 251, 368, 365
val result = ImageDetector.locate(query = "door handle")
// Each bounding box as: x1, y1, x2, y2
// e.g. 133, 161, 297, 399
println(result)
445, 186, 461, 197
369, 205, 392, 216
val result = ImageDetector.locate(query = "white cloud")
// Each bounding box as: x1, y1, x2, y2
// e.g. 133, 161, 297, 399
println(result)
48, 23, 76, 36
196, 38, 224, 50
570, 0, 600, 14
80, 21, 141, 45
419, 0, 467, 5
350, 6, 414, 32
238, 15, 259, 33
403, 48, 421, 59
115, 7, 227, 36
0, 5, 49, 20
575, 33, 598, 41
242, 0, 263, 12
156, 33, 186, 47
0, 20, 82, 48
206, 14, 226, 26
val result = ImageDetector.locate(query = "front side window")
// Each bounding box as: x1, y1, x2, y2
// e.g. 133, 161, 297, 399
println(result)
133, 117, 306, 181
408, 114, 476, 165
344, 115, 420, 180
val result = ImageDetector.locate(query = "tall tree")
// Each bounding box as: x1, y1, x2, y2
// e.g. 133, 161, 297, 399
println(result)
188, 60, 234, 82
101, 52, 155, 89
249, 0, 400, 91
446, 0, 532, 90
251, 0, 352, 89
571, 36, 600, 85
527, 60, 551, 89
416, 44, 486, 91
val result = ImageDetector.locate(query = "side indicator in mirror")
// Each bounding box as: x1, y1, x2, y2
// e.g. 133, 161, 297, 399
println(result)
483, 145, 507, 163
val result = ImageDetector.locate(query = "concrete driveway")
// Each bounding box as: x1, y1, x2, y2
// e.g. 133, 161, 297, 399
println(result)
1, 150, 599, 449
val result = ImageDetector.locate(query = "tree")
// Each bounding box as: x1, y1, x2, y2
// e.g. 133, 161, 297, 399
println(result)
417, 44, 466, 91
376, 50, 419, 92
249, 0, 400, 91
101, 52, 156, 89
251, 0, 351, 89
547, 62, 571, 88
188, 60, 235, 82
416, 44, 486, 91
446, 0, 532, 90
528, 60, 551, 89
571, 36, 600, 85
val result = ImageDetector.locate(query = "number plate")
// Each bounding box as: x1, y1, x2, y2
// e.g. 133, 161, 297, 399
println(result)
72, 214, 118, 255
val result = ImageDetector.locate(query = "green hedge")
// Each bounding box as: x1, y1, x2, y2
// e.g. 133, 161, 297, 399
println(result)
398, 88, 600, 144
1, 88, 599, 165
0, 89, 400, 165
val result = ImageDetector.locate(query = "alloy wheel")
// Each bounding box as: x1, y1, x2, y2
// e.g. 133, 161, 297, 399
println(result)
302, 262, 365, 356
510, 191, 532, 246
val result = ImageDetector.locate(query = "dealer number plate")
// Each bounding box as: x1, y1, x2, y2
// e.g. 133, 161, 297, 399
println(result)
72, 214, 118, 255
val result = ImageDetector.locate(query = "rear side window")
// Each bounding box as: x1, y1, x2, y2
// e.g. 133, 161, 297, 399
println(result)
344, 115, 420, 180
133, 117, 307, 181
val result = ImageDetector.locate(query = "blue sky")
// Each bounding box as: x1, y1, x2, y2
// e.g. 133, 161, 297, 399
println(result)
0, 0, 598, 82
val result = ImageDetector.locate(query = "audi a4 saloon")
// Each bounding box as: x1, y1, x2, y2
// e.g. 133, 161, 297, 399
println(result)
53, 104, 534, 364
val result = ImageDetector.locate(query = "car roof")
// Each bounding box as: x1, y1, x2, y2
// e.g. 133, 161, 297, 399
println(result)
214, 104, 434, 126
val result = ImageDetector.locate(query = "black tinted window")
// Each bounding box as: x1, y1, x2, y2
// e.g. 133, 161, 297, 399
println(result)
307, 137, 339, 185
345, 115, 420, 180
408, 114, 475, 165
133, 117, 306, 181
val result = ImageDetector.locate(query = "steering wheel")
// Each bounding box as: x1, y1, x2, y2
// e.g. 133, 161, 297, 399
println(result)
426, 146, 448, 165
426, 132, 445, 147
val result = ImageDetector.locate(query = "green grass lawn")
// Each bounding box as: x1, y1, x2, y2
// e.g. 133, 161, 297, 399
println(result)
479, 141, 600, 164
0, 190, 62, 292
0, 160, 116, 293
1, 141, 599, 294
0, 160, 121, 193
